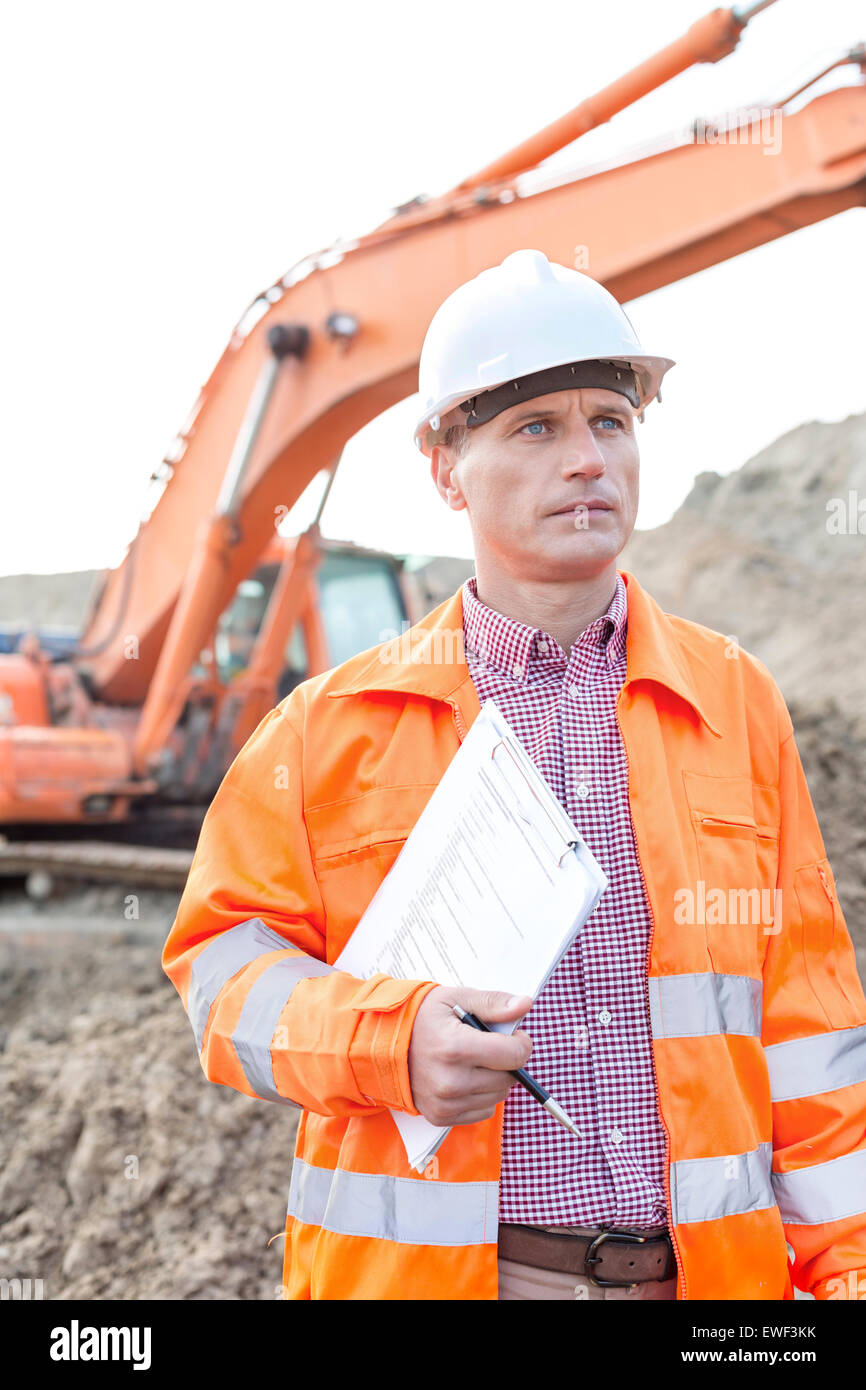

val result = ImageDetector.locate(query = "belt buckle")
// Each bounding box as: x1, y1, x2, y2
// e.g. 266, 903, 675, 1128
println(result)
584, 1229, 647, 1290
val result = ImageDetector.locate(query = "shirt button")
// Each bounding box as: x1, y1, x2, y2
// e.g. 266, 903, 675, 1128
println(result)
512, 662, 524, 679
598, 1009, 612, 1025
576, 783, 590, 799
537, 640, 549, 655
569, 683, 580, 697
610, 1128, 623, 1145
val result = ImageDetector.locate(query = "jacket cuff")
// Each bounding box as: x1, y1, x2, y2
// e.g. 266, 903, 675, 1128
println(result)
348, 977, 439, 1113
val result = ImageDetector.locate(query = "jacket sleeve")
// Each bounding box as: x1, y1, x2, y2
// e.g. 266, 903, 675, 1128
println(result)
161, 697, 437, 1119
761, 690, 866, 1301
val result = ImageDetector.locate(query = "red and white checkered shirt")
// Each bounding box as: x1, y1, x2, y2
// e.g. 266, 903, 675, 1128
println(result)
462, 572, 668, 1228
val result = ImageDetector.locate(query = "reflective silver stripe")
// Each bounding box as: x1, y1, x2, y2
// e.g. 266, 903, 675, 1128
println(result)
765, 1025, 866, 1103
287, 1158, 499, 1247
772, 1149, 866, 1226
670, 1141, 774, 1225
188, 917, 306, 1052
649, 973, 762, 1039
232, 954, 334, 1103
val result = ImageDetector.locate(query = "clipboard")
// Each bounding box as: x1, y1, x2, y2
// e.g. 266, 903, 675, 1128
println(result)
490, 733, 585, 869
335, 699, 609, 1172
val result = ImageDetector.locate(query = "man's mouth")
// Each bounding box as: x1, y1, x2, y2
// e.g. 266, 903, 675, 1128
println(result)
551, 501, 613, 515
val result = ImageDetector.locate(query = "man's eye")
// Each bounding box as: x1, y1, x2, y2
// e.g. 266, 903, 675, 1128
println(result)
596, 415, 623, 429
520, 419, 549, 435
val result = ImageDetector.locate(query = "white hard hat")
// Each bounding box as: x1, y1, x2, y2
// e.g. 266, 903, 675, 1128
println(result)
414, 248, 675, 455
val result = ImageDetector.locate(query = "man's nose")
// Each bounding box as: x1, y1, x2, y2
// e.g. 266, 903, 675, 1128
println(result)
560, 419, 606, 477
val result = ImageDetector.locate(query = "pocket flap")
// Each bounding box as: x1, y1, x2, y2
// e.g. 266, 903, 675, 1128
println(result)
307, 784, 437, 860
683, 771, 779, 839
349, 973, 429, 1013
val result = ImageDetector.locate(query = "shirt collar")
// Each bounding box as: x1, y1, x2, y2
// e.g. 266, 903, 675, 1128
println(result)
462, 572, 628, 680
325, 569, 723, 740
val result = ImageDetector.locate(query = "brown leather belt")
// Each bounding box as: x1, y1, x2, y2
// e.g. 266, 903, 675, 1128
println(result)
498, 1223, 676, 1288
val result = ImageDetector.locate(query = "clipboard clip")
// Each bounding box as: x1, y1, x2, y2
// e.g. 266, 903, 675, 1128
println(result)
490, 737, 581, 868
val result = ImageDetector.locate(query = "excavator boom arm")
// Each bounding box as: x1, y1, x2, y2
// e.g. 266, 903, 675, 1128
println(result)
71, 12, 864, 779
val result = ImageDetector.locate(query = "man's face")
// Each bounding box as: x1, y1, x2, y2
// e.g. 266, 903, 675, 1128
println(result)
430, 386, 640, 583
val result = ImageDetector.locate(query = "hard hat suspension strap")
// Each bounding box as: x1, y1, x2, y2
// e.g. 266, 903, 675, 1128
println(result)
459, 359, 640, 428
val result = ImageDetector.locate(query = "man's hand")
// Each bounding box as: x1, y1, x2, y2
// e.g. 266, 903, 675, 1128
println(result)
408, 986, 533, 1127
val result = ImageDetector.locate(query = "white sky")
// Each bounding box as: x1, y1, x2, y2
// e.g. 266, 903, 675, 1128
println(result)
2, 0, 864, 575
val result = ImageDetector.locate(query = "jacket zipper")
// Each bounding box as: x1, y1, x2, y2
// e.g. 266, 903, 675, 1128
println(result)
451, 700, 468, 744
816, 864, 835, 915
697, 814, 754, 829
698, 815, 778, 852
616, 690, 688, 1300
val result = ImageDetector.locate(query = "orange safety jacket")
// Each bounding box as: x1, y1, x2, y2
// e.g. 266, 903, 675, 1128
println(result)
162, 569, 866, 1300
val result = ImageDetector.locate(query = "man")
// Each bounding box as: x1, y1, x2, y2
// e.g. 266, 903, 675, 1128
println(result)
163, 249, 866, 1301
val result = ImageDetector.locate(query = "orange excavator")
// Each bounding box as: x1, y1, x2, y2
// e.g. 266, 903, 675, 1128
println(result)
1, 0, 864, 830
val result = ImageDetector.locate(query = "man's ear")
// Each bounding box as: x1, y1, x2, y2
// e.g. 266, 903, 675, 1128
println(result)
430, 446, 468, 512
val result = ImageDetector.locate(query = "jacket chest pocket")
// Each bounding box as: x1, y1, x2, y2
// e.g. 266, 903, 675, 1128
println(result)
306, 784, 437, 962
682, 772, 780, 976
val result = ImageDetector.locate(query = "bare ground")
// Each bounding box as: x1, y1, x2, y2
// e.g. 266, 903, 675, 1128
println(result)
0, 895, 296, 1301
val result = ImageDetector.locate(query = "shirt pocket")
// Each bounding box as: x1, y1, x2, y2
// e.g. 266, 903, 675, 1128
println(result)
306, 784, 437, 961
682, 772, 781, 976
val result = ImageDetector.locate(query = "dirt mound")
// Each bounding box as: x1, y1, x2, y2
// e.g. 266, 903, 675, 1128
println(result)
621, 410, 866, 734
620, 410, 866, 962
0, 902, 293, 1301
0, 570, 102, 631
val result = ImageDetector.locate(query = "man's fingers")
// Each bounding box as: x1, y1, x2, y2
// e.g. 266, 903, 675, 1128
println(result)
408, 984, 534, 1128
445, 1019, 532, 1072
433, 1064, 514, 1104
422, 1084, 514, 1126
422, 1105, 499, 1128
455, 1064, 519, 1099
449, 1105, 499, 1127
453, 988, 533, 1023
440, 988, 534, 1070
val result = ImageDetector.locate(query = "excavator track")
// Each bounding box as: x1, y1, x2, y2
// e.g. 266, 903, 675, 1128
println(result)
0, 837, 193, 891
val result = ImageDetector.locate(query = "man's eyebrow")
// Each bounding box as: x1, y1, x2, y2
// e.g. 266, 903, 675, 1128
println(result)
500, 399, 633, 426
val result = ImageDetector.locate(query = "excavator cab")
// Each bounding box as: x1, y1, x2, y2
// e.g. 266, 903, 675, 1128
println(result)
212, 542, 407, 695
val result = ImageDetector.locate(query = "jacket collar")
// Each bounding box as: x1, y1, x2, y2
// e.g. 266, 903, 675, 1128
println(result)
327, 568, 722, 738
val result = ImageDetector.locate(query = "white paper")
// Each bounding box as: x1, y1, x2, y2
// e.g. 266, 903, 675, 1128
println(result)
335, 698, 608, 1170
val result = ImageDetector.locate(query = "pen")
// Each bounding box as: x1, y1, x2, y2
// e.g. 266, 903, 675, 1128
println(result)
451, 1004, 583, 1139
